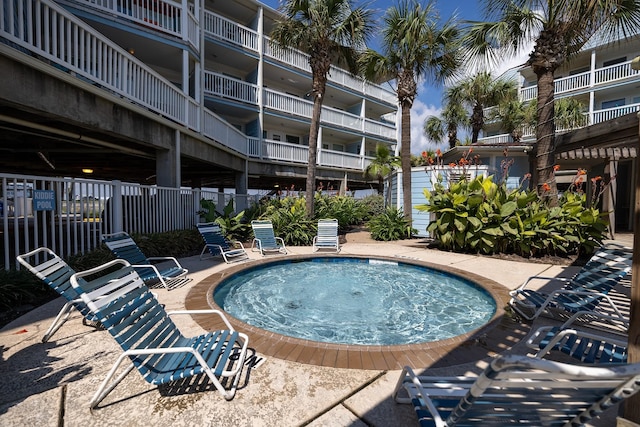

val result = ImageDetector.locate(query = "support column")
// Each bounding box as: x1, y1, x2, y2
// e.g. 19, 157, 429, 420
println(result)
156, 131, 180, 187
235, 165, 248, 212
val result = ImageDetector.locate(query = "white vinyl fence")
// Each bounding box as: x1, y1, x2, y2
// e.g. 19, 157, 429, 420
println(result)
1, 173, 255, 270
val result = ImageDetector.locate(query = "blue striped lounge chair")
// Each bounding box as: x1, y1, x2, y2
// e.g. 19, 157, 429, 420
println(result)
196, 222, 248, 263
102, 231, 189, 289
17, 247, 102, 342
70, 259, 250, 408
394, 354, 640, 426
508, 243, 632, 322
527, 311, 628, 364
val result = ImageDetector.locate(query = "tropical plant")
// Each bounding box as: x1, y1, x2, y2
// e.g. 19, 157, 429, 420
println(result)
270, 0, 375, 218
363, 144, 400, 195
359, 0, 461, 222
462, 0, 640, 204
368, 207, 416, 241
199, 199, 250, 241
418, 174, 608, 257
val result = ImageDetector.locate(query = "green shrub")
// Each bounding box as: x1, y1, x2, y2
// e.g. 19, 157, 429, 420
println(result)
368, 208, 416, 241
265, 197, 316, 245
357, 194, 385, 221
418, 175, 608, 257
0, 269, 53, 312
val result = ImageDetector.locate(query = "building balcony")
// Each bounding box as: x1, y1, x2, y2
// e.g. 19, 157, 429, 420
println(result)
478, 103, 640, 145
520, 59, 640, 101
65, 0, 200, 50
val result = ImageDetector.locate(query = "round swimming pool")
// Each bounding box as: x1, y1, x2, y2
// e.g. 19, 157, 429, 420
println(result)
213, 257, 496, 346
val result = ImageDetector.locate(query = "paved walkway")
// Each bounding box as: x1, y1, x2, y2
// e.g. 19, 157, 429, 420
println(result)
0, 233, 633, 426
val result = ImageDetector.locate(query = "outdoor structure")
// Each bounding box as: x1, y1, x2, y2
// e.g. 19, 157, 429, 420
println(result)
0, 0, 398, 192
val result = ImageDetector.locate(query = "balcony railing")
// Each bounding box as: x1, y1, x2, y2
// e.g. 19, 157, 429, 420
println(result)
0, 0, 389, 174
66, 0, 199, 50
203, 71, 258, 104
202, 9, 259, 51
478, 103, 640, 144
520, 59, 640, 101
262, 36, 396, 105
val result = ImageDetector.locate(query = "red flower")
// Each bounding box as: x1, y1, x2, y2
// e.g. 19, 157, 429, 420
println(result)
553, 165, 560, 171
542, 183, 551, 192
436, 149, 442, 157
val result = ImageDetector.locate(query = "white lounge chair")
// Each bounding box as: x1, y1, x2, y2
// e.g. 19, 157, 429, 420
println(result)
313, 219, 340, 252
394, 354, 640, 426
196, 222, 248, 263
250, 220, 287, 255
70, 259, 250, 408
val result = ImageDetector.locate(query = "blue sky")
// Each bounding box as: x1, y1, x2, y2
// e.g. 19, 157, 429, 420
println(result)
259, 0, 529, 154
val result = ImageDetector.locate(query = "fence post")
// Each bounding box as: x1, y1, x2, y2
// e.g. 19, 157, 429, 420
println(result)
111, 180, 123, 234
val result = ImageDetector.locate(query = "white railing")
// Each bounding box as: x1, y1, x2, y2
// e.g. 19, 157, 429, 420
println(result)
67, 0, 199, 49
319, 150, 362, 169
0, 0, 251, 154
202, 9, 259, 51
476, 134, 513, 145
264, 89, 394, 137
321, 106, 363, 130
1, 0, 192, 128
1, 172, 257, 270
202, 110, 247, 154
262, 36, 396, 105
261, 139, 309, 164
203, 71, 258, 104
481, 103, 640, 143
364, 119, 396, 139
264, 89, 314, 117
520, 58, 640, 101
591, 103, 640, 124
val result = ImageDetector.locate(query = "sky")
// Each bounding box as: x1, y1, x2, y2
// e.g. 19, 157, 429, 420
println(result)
259, 0, 531, 154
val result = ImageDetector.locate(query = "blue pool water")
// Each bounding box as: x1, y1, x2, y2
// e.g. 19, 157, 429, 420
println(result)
214, 257, 496, 346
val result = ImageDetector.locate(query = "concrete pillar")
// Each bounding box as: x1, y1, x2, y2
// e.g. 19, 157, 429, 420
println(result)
235, 167, 248, 212
156, 131, 180, 187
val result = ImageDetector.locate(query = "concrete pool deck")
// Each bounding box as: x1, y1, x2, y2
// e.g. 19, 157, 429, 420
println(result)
0, 233, 633, 426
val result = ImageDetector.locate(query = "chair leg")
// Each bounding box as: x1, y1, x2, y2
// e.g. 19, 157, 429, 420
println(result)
90, 354, 136, 409
42, 301, 76, 343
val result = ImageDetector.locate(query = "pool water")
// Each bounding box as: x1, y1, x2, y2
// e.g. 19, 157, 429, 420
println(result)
214, 257, 496, 346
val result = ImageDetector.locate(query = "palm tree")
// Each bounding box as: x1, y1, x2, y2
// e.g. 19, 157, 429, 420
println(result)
359, 0, 461, 222
424, 89, 469, 149
364, 144, 400, 195
453, 71, 517, 144
270, 0, 374, 217
462, 0, 640, 205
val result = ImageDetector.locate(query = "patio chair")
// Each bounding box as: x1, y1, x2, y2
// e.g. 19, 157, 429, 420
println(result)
16, 247, 101, 342
527, 311, 628, 364
196, 222, 248, 263
70, 259, 250, 408
312, 219, 340, 252
394, 353, 640, 427
508, 242, 632, 322
102, 231, 189, 289
250, 220, 287, 255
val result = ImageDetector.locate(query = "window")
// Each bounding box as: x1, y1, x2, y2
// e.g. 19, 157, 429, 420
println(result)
603, 57, 626, 67
272, 134, 281, 141
601, 99, 625, 109
569, 67, 589, 75
286, 135, 300, 144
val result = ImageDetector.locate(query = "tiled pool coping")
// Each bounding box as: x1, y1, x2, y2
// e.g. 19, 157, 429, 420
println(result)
185, 254, 509, 370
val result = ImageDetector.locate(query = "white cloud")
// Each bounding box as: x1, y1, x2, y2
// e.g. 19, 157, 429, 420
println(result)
408, 99, 447, 154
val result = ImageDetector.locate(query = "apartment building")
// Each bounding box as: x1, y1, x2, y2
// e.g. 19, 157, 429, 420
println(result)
0, 0, 398, 192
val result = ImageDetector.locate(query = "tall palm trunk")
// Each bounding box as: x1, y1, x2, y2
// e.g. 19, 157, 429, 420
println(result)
534, 69, 557, 206
305, 90, 323, 217
400, 101, 412, 221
